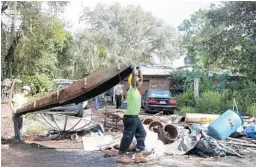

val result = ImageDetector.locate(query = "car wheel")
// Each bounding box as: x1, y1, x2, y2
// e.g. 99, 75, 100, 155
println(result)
168, 110, 175, 115
163, 111, 169, 115
144, 105, 149, 113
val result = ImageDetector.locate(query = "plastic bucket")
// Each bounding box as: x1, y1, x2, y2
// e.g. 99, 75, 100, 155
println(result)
208, 109, 243, 140
121, 101, 127, 109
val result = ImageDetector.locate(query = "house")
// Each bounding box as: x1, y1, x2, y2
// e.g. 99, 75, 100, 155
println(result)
120, 65, 173, 95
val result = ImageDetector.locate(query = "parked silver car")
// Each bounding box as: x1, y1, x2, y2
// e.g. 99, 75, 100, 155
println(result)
44, 79, 88, 117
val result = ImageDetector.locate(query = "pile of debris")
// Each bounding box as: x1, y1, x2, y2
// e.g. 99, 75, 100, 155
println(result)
4, 105, 255, 161
82, 109, 256, 160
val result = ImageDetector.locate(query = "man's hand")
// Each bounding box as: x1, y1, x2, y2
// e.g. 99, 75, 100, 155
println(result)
132, 66, 138, 75
12, 109, 16, 114
138, 67, 143, 83
117, 59, 122, 70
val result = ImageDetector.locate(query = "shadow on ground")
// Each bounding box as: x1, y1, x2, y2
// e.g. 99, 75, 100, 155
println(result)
2, 138, 256, 167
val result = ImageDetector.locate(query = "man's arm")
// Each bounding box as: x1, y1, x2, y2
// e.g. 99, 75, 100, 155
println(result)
131, 66, 138, 88
138, 68, 143, 85
9, 101, 14, 111
9, 96, 16, 112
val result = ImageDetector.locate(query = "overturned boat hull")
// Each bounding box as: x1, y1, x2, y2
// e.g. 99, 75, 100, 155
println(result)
16, 63, 132, 116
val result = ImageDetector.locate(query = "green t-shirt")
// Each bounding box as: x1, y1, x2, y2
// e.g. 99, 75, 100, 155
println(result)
125, 85, 141, 115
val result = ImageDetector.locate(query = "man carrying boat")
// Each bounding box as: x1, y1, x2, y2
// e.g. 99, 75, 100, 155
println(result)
116, 66, 149, 164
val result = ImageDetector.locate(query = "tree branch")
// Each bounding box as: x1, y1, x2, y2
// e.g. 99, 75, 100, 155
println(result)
1, 3, 8, 13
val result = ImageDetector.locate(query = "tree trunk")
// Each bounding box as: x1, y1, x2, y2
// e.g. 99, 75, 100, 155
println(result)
2, 2, 21, 79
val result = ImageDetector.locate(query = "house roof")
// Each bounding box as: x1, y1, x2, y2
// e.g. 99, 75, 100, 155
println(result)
140, 65, 173, 76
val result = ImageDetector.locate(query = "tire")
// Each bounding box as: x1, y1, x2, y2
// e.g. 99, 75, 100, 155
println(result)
168, 110, 175, 115
144, 105, 149, 113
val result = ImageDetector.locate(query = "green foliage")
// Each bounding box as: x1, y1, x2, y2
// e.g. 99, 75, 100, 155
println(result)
178, 9, 212, 68
180, 106, 197, 115
76, 3, 184, 73
25, 125, 48, 135
177, 90, 231, 115
231, 81, 256, 113
2, 2, 184, 81
1, 1, 70, 80
248, 104, 256, 117
176, 80, 256, 115
21, 74, 53, 93
14, 16, 71, 77
197, 91, 225, 114
25, 113, 36, 120
175, 90, 195, 108
179, 2, 256, 80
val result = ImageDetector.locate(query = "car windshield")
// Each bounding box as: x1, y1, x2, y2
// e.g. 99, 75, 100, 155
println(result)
148, 90, 170, 98
56, 83, 71, 89
48, 82, 72, 92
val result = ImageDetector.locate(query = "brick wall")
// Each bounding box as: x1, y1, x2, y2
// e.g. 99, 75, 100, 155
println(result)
120, 76, 170, 95
149, 77, 170, 90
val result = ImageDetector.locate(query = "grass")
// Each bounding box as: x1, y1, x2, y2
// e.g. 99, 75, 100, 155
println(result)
25, 125, 48, 136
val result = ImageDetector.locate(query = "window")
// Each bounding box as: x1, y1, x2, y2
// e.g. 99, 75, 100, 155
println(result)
148, 90, 170, 97
48, 82, 72, 92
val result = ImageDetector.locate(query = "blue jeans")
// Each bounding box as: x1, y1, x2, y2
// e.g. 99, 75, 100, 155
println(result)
94, 96, 99, 110
115, 95, 122, 109
12, 114, 23, 141
119, 115, 146, 154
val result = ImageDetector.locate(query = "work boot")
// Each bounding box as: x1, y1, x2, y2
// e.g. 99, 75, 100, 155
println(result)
116, 154, 133, 164
135, 152, 149, 163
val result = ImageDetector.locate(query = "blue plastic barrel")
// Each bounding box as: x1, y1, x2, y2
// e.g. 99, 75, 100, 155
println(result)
208, 109, 243, 140
121, 101, 128, 109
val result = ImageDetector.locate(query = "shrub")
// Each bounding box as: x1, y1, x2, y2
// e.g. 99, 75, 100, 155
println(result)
196, 91, 224, 114
175, 90, 195, 109
180, 106, 197, 115
220, 89, 233, 110
26, 125, 48, 135
174, 80, 256, 115
21, 74, 53, 94
248, 104, 256, 117
25, 113, 36, 120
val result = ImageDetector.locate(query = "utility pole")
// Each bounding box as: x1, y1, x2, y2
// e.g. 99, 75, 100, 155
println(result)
194, 77, 199, 101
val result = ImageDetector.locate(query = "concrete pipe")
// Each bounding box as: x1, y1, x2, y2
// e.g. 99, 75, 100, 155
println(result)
148, 120, 163, 133
164, 124, 179, 142
180, 116, 185, 122
143, 118, 154, 125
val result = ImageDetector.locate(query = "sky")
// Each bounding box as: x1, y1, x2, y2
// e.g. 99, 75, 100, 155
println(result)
63, 0, 217, 31
62, 0, 218, 67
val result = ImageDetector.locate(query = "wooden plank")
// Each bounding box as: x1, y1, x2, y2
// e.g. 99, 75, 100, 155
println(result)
16, 63, 132, 116
222, 141, 256, 148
